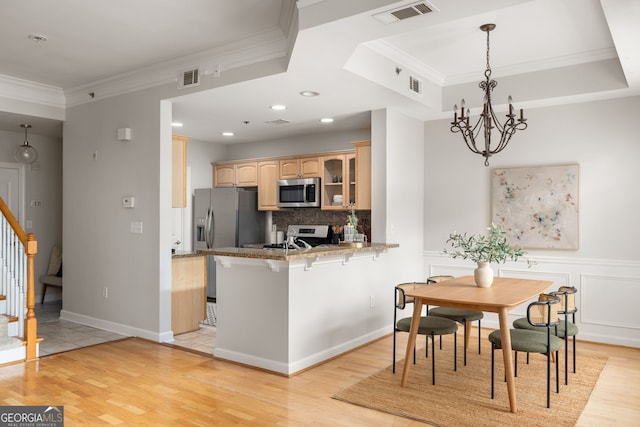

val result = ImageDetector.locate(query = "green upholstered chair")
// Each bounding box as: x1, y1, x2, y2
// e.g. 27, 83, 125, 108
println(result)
393, 282, 429, 373
489, 294, 562, 408
513, 286, 578, 385
393, 283, 458, 385
427, 275, 484, 365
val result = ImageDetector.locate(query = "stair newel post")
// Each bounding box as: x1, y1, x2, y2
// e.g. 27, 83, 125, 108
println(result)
24, 233, 37, 360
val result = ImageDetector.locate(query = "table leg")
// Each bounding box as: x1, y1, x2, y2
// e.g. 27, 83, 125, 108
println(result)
401, 298, 423, 387
498, 307, 517, 413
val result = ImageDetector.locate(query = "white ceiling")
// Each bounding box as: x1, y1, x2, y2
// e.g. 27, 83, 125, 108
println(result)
0, 0, 638, 143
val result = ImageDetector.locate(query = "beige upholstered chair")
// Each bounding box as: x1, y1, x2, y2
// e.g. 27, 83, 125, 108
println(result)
40, 246, 62, 304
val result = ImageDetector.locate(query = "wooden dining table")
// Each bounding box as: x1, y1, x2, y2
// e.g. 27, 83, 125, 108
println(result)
400, 275, 552, 413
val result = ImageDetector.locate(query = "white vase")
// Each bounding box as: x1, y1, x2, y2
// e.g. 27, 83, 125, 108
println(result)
474, 262, 494, 288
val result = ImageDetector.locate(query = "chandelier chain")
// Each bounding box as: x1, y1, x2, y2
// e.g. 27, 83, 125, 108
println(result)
485, 27, 492, 80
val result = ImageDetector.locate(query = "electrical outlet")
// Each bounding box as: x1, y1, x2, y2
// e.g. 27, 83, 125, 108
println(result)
370, 295, 376, 308
103, 287, 108, 299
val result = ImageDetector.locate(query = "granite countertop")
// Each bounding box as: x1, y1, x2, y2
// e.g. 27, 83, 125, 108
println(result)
196, 242, 399, 261
171, 251, 206, 259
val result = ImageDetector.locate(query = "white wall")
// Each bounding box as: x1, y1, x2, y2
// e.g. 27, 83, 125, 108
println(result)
59, 56, 289, 341
423, 95, 640, 347
62, 86, 171, 340
0, 129, 62, 302
372, 108, 425, 282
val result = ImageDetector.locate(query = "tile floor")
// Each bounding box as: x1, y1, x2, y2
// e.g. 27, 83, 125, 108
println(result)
34, 300, 216, 356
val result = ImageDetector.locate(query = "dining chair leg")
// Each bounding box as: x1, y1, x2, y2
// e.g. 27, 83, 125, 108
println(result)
431, 333, 436, 385
491, 343, 495, 399
515, 351, 518, 377
453, 332, 457, 372
478, 319, 482, 354
463, 321, 468, 366
392, 329, 397, 373
546, 350, 552, 408
573, 335, 576, 373
556, 350, 560, 394
564, 335, 569, 385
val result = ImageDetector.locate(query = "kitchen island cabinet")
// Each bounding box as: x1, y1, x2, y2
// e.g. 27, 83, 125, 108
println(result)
198, 243, 399, 375
171, 254, 206, 335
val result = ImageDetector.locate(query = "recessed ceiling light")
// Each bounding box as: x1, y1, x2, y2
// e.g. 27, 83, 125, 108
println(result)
320, 118, 334, 123
300, 91, 319, 97
222, 132, 234, 136
171, 122, 183, 127
28, 34, 48, 43
270, 104, 287, 111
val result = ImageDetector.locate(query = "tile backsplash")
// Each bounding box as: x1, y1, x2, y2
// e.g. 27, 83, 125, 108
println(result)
272, 209, 371, 241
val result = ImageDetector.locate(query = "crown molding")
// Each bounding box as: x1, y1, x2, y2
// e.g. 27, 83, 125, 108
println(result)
444, 47, 619, 85
0, 75, 65, 109
64, 27, 290, 107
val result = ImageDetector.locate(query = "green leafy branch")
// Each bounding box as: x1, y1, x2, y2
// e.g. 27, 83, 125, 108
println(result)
443, 223, 532, 266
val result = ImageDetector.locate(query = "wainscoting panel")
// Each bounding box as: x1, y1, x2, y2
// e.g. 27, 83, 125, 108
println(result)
423, 252, 640, 348
581, 274, 639, 330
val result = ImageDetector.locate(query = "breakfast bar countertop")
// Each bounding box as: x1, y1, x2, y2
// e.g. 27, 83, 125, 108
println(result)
197, 242, 399, 261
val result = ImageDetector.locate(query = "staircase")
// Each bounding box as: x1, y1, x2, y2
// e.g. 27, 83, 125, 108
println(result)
0, 197, 38, 365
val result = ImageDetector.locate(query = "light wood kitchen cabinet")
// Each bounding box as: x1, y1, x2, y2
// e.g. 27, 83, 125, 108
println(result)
172, 134, 189, 207
279, 156, 321, 179
353, 140, 371, 210
321, 153, 353, 210
321, 141, 370, 210
213, 163, 235, 187
235, 162, 258, 186
172, 255, 206, 335
212, 144, 370, 210
257, 160, 280, 211
213, 161, 258, 187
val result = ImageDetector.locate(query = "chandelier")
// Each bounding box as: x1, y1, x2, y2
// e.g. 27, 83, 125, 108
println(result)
450, 24, 527, 166
15, 124, 38, 164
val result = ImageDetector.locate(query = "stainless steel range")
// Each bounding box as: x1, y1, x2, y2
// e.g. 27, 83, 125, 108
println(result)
263, 224, 333, 249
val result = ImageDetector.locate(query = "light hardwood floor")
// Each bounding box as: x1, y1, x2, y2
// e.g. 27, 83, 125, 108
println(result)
0, 328, 638, 426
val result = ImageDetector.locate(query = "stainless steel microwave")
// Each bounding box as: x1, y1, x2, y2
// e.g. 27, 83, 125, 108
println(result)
277, 177, 320, 208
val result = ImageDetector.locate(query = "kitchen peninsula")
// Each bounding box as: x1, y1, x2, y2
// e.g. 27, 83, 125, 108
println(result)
198, 243, 398, 375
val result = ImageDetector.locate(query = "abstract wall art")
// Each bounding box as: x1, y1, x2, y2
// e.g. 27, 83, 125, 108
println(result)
491, 164, 579, 249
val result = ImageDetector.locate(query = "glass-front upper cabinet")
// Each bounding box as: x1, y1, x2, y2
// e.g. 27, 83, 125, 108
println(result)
322, 153, 355, 210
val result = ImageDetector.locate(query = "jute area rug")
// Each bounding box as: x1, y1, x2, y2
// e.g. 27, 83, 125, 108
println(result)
333, 343, 606, 426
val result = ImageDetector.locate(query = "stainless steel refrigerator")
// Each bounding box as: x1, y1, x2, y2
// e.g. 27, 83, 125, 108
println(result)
193, 187, 265, 300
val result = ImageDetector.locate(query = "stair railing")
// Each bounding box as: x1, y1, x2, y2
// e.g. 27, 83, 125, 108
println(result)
0, 197, 37, 360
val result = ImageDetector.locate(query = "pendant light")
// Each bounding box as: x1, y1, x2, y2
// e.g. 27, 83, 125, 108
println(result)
15, 124, 38, 164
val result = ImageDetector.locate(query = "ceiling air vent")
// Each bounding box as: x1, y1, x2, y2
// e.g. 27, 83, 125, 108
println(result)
265, 119, 291, 126
409, 75, 423, 95
177, 67, 200, 89
373, 1, 436, 24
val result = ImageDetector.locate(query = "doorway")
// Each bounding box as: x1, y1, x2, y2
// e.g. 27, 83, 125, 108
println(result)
0, 162, 24, 225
